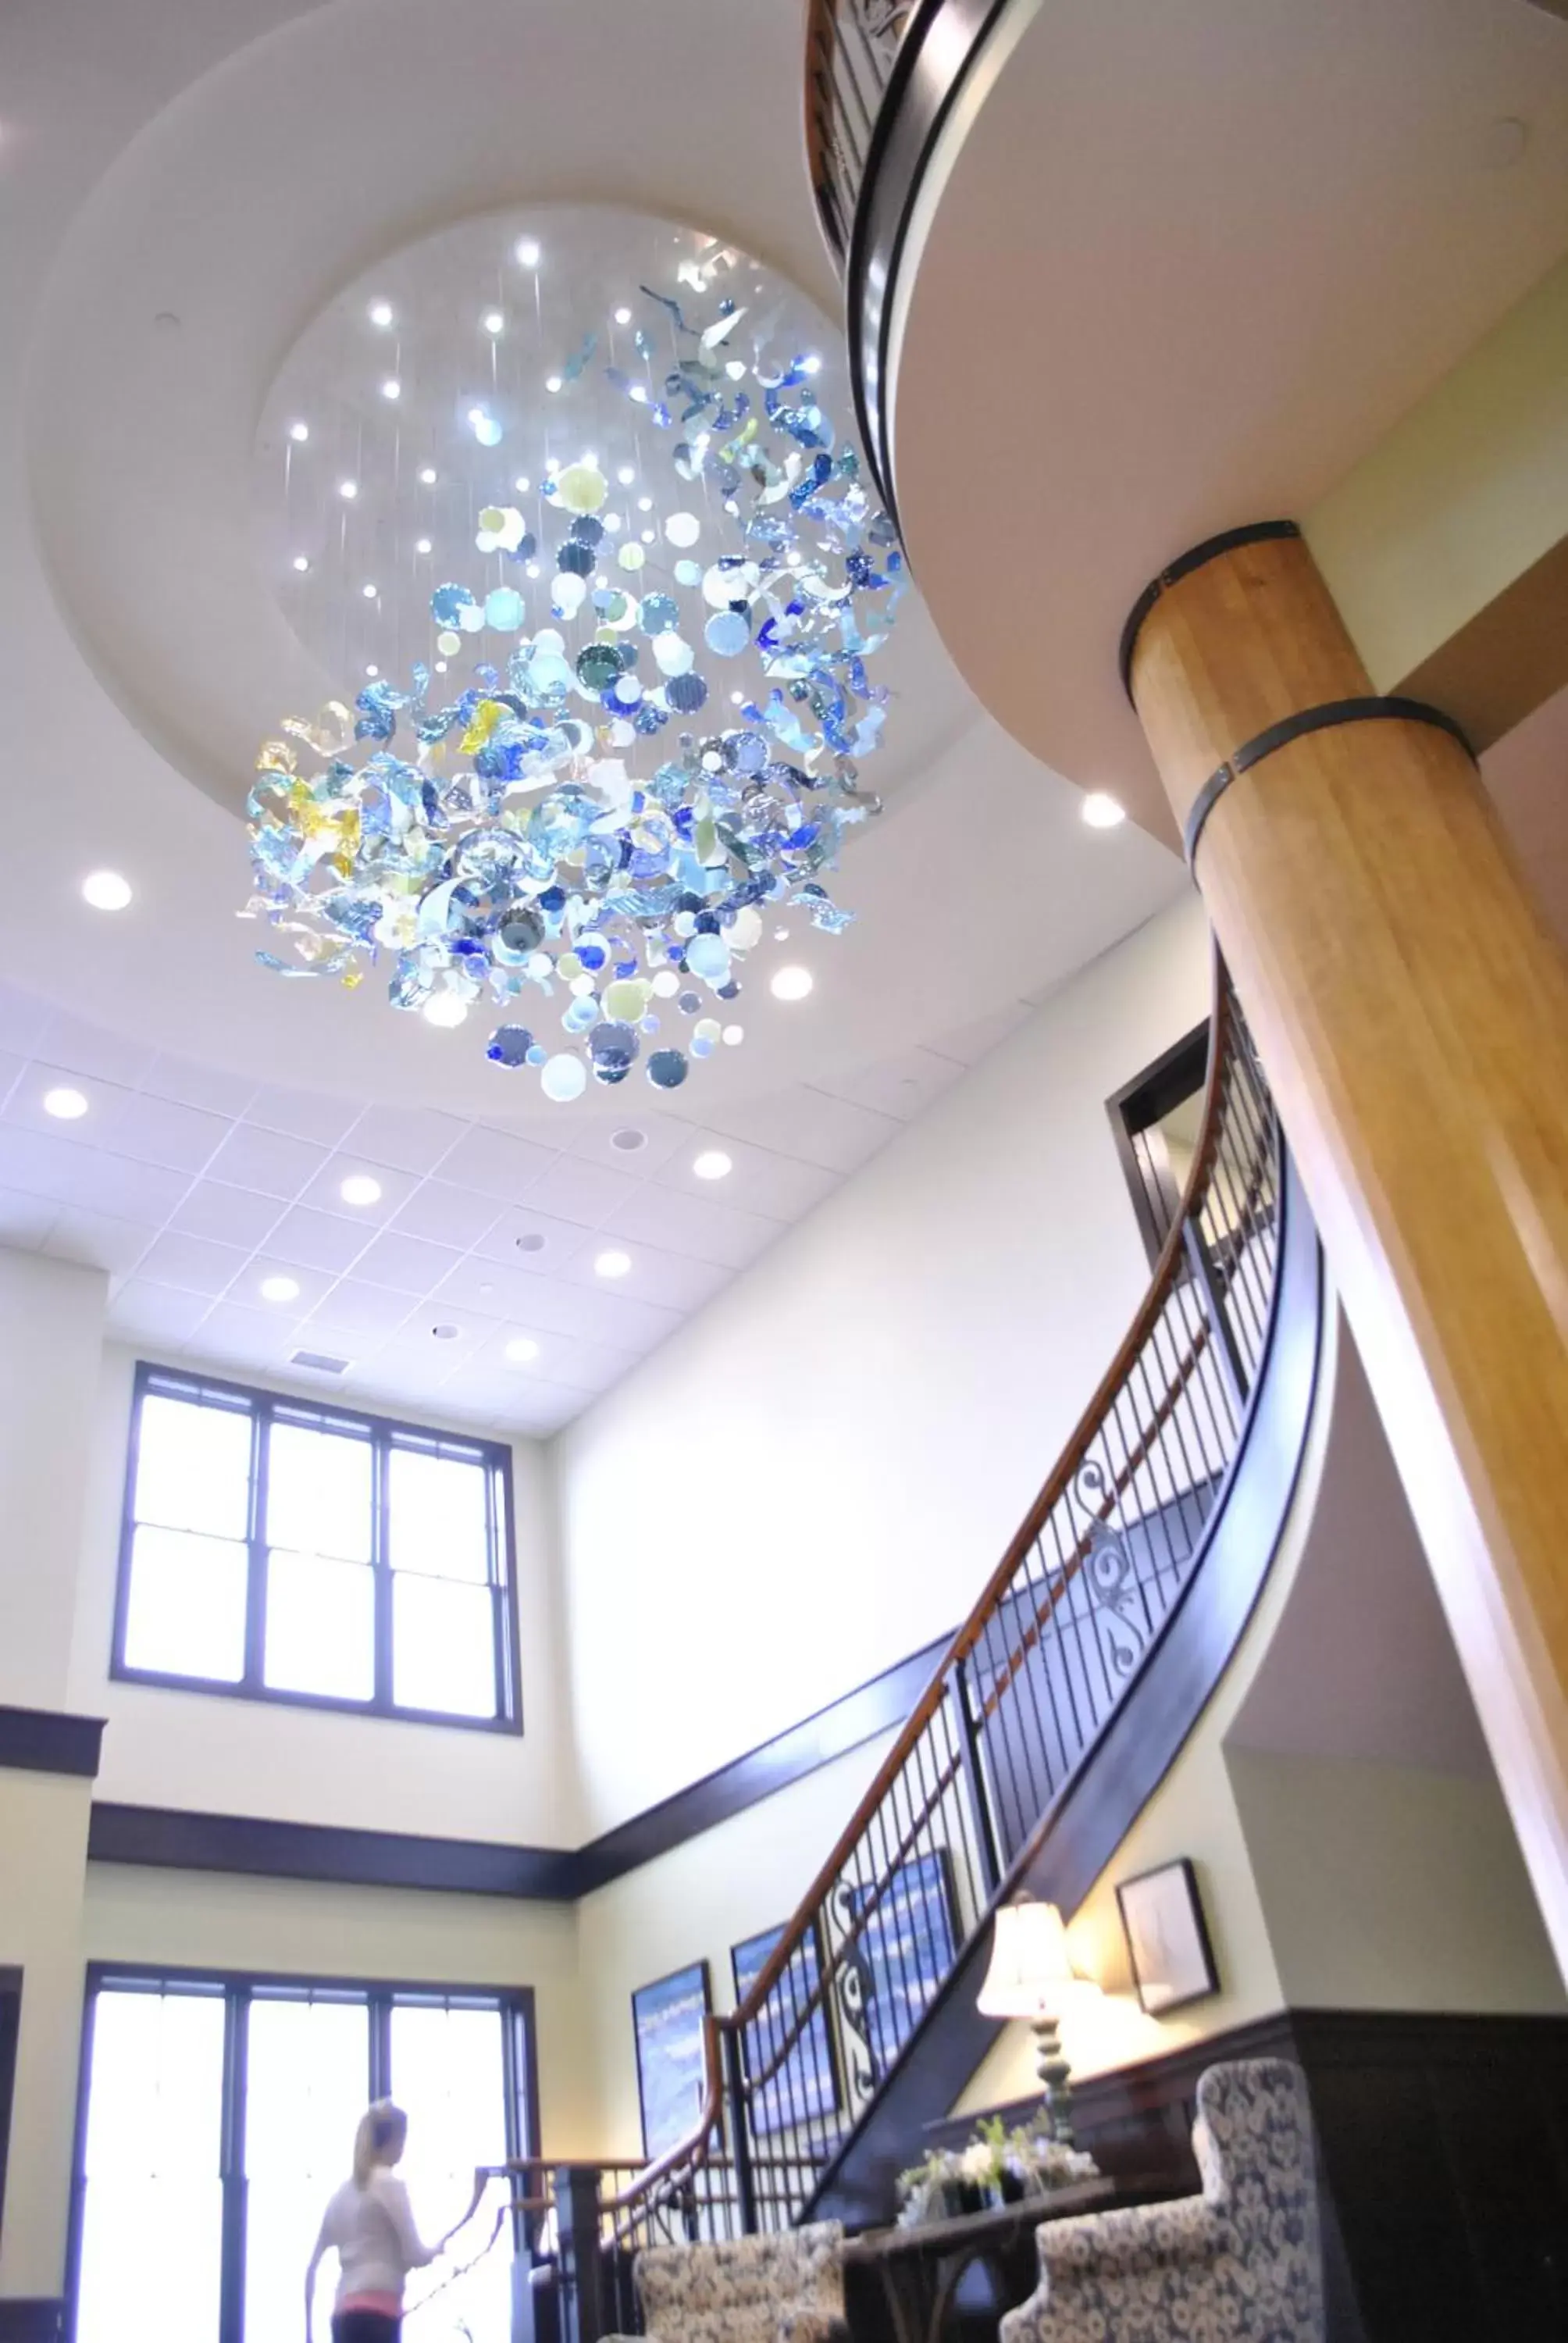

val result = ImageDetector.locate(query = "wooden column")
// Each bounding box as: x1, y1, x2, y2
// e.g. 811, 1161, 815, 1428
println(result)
1123, 522, 1568, 1978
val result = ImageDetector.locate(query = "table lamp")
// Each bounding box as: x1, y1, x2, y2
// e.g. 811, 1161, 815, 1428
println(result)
976, 1895, 1079, 2142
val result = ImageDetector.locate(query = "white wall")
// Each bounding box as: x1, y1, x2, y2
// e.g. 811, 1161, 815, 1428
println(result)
0, 1250, 107, 1708
558, 894, 1213, 1835
66, 1336, 582, 1847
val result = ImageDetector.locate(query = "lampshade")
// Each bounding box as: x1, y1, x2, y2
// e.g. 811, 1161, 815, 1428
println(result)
976, 1899, 1075, 2019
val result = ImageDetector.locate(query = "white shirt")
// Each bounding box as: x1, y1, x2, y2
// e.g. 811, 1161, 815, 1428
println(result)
314, 2170, 437, 2307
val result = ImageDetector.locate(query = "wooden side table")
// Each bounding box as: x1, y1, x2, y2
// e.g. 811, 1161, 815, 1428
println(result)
842, 2181, 1172, 2343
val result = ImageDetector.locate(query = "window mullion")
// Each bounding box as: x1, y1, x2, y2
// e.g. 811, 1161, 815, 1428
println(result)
370, 1992, 393, 2102
219, 1985, 250, 2343
244, 1406, 269, 1692
373, 1433, 394, 1712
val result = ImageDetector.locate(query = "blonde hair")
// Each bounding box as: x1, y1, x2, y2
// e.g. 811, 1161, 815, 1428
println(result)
352, 2099, 408, 2188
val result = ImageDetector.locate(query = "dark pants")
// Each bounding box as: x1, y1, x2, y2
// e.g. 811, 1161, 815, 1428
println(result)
332, 2315, 401, 2343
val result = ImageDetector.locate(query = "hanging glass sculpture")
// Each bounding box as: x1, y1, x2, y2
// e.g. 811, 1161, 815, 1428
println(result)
246, 223, 904, 1098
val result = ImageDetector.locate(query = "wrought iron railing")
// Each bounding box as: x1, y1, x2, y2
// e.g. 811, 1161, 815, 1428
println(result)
588, 964, 1282, 2252
805, 2, 921, 264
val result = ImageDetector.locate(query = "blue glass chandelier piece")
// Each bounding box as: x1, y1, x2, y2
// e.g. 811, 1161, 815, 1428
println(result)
247, 241, 904, 1099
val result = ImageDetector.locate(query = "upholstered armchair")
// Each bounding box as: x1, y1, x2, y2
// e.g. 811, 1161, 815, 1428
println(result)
997, 2058, 1324, 2343
611, 2220, 850, 2343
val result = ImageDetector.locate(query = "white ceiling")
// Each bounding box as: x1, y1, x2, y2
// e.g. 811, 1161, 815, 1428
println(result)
0, 0, 1185, 1428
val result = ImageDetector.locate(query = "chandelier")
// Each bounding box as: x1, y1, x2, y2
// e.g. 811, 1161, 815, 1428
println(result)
246, 215, 904, 1101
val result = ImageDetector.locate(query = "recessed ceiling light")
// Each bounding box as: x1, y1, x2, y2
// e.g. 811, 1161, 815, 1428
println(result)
339, 1173, 382, 1207
722, 1024, 743, 1046
614, 306, 633, 325
362, 583, 377, 599
434, 659, 447, 673
431, 1322, 461, 1342
693, 1150, 732, 1181
545, 375, 563, 394
504, 1336, 540, 1364
594, 1250, 632, 1280
729, 691, 744, 707
515, 1232, 547, 1254
803, 354, 821, 375
415, 537, 432, 555
81, 870, 132, 911
617, 465, 636, 487
483, 310, 504, 335
637, 496, 653, 512
44, 1086, 88, 1120
369, 300, 394, 327
419, 466, 437, 486
422, 993, 469, 1028
525, 562, 540, 579
514, 475, 531, 494
381, 378, 401, 401
1081, 791, 1126, 829
288, 421, 310, 443
292, 555, 310, 572
770, 965, 814, 1003
339, 480, 358, 500
365, 664, 379, 679
610, 1127, 647, 1153
260, 1274, 301, 1303
515, 237, 540, 267
640, 530, 654, 545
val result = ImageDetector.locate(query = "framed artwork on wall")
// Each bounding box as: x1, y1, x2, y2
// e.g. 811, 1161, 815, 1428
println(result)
1116, 1857, 1221, 2015
846, 1848, 957, 2077
631, 1960, 712, 2159
730, 1920, 841, 2135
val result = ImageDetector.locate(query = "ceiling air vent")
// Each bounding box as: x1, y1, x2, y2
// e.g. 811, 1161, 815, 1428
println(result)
290, 1347, 352, 1376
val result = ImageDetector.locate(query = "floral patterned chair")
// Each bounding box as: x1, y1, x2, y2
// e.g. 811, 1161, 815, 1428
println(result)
997, 2059, 1324, 2343
611, 2220, 850, 2343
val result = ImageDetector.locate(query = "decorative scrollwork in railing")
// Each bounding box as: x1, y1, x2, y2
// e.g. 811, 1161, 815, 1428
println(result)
805, 0, 923, 262
607, 961, 1283, 2248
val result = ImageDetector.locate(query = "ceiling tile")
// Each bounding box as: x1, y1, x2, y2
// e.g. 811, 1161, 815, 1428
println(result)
812, 1046, 969, 1122
695, 1083, 902, 1173
438, 1124, 558, 1204
375, 1308, 502, 1375
568, 1243, 728, 1313
191, 1300, 308, 1368
347, 1229, 467, 1297
0, 1128, 191, 1223
344, 1104, 468, 1175
141, 1052, 257, 1119
0, 1050, 27, 1112
454, 1370, 592, 1437
105, 1090, 232, 1173
565, 1113, 690, 1176
468, 1318, 638, 1393
654, 1130, 839, 1221
227, 1256, 337, 1317
0, 984, 49, 1058
0, 1186, 56, 1247
472, 1203, 600, 1277
169, 1184, 287, 1250
429, 1254, 542, 1320
305, 1279, 421, 1340
2, 1065, 132, 1139
205, 1122, 332, 1201
262, 1203, 376, 1273
604, 1182, 782, 1269
244, 1085, 365, 1147
32, 1009, 157, 1088
109, 1280, 216, 1346
42, 1207, 155, 1277
927, 1000, 1035, 1065
523, 1153, 643, 1229
137, 1230, 251, 1299
533, 1269, 686, 1352
388, 1179, 504, 1250
298, 1156, 418, 1226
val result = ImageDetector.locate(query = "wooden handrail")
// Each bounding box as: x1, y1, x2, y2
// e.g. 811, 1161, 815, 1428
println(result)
615, 960, 1274, 2228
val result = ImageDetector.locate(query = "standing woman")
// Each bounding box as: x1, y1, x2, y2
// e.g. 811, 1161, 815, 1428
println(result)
306, 2099, 479, 2343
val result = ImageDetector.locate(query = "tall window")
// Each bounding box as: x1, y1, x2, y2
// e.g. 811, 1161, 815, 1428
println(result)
115, 1364, 519, 1729
73, 1971, 534, 2343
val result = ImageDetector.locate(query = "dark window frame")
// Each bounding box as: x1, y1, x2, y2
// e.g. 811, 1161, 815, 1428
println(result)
1107, 1020, 1211, 1267
113, 1361, 523, 1736
0, 1965, 20, 2255
66, 1961, 540, 2343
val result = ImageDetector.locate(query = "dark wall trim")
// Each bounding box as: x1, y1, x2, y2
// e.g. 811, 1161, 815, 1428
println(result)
0, 2306, 64, 2343
0, 1708, 103, 1781
0, 1967, 20, 2259
85, 1631, 953, 1903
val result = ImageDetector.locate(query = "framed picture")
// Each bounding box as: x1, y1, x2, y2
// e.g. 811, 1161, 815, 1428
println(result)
1116, 1857, 1220, 2015
731, 1920, 841, 2135
631, 1960, 711, 2159
847, 1848, 957, 2077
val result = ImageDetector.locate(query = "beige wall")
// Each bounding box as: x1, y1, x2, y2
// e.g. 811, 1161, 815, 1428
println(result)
558, 893, 1213, 1837
0, 1771, 91, 2298
1229, 1749, 1567, 2016
0, 1250, 107, 1709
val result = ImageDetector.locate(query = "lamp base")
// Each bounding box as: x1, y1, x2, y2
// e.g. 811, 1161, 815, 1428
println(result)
1031, 2016, 1074, 2145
